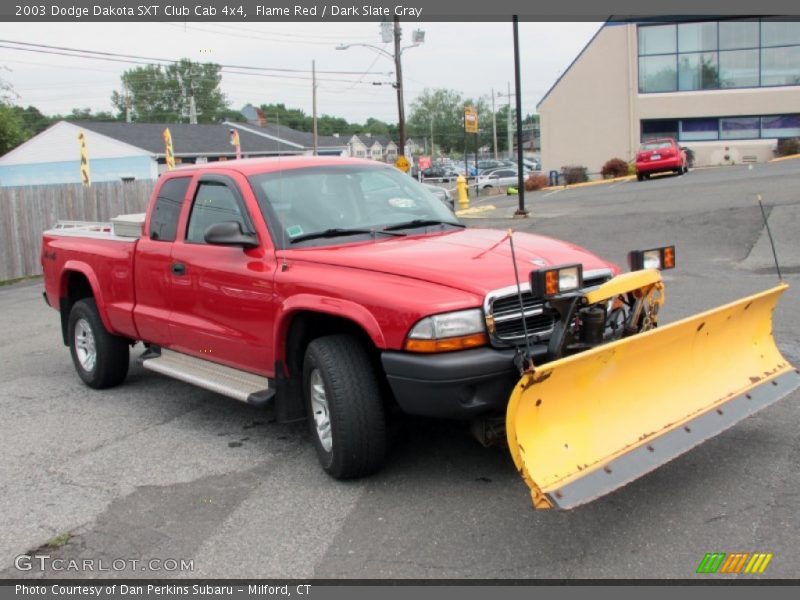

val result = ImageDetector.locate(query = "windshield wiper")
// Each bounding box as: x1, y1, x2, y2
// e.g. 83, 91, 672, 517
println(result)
289, 227, 406, 244
383, 219, 466, 232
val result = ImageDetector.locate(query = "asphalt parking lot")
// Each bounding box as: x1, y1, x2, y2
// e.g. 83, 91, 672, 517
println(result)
1, 160, 799, 579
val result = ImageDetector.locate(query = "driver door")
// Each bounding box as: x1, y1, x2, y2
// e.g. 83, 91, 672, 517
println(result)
168, 174, 277, 375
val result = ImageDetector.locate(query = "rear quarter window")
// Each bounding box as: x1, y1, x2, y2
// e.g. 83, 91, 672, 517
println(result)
150, 177, 190, 242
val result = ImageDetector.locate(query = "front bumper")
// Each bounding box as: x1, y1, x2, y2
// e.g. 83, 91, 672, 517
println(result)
381, 345, 548, 419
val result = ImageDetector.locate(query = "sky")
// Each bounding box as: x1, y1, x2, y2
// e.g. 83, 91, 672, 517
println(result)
0, 21, 602, 125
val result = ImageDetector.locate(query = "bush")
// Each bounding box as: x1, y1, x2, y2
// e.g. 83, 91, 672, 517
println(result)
627, 162, 637, 175
776, 138, 800, 157
561, 165, 588, 185
601, 158, 629, 179
524, 173, 549, 191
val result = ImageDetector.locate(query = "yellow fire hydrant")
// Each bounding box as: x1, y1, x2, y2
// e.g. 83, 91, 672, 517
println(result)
456, 175, 469, 210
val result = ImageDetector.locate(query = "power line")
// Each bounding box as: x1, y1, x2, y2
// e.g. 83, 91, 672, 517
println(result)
0, 39, 393, 76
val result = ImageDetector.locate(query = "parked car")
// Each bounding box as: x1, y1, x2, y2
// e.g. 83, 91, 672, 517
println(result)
423, 183, 455, 212
635, 138, 688, 181
476, 167, 524, 190
522, 158, 542, 171
421, 166, 459, 182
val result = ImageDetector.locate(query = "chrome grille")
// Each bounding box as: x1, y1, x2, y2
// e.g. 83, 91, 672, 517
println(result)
484, 269, 613, 347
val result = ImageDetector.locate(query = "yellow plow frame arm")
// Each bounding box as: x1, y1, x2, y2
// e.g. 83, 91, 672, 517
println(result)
507, 280, 800, 510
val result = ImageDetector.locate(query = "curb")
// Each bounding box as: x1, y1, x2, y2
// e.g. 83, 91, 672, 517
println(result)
540, 175, 635, 192
455, 205, 497, 217
768, 153, 800, 163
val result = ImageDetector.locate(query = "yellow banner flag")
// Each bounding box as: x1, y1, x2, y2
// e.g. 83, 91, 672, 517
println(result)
163, 128, 175, 170
229, 129, 241, 160
77, 130, 91, 187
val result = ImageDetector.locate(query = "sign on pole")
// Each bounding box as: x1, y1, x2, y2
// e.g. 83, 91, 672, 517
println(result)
163, 128, 175, 170
464, 106, 478, 134
77, 130, 91, 187
395, 155, 410, 173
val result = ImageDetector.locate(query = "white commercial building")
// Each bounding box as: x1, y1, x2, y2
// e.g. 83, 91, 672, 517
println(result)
538, 18, 800, 173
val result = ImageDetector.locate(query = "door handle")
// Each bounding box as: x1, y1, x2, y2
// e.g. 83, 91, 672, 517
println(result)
171, 262, 186, 276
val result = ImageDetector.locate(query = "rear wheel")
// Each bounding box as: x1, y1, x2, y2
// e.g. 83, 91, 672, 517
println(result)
68, 298, 129, 389
303, 334, 387, 479
636, 173, 644, 181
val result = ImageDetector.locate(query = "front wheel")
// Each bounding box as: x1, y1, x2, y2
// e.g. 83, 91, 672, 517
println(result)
303, 335, 387, 479
68, 298, 130, 389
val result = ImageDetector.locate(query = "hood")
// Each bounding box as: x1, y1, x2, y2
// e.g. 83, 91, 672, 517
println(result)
281, 228, 617, 296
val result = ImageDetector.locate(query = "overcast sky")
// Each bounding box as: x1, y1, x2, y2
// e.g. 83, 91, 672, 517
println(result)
1, 21, 602, 124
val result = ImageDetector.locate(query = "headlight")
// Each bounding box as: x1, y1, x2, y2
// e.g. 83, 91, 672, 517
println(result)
405, 309, 487, 353
628, 245, 676, 271
530, 263, 584, 299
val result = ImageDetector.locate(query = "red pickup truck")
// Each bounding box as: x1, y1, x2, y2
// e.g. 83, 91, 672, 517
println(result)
41, 156, 617, 480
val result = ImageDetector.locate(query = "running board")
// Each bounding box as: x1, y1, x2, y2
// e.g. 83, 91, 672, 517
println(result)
140, 349, 274, 408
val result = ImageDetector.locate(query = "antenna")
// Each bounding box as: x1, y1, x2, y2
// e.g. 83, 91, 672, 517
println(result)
507, 229, 534, 370
757, 194, 782, 282
278, 112, 289, 272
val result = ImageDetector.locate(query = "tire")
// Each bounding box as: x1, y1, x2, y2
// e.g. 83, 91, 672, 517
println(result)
303, 334, 387, 479
68, 298, 129, 389
636, 173, 644, 182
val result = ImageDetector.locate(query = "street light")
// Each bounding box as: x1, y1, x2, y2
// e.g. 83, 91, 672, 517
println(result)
337, 17, 424, 165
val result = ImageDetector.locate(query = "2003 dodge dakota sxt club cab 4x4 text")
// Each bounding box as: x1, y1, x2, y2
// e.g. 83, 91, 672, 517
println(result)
41, 156, 799, 509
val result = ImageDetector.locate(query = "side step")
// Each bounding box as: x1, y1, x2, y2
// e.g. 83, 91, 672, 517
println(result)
140, 348, 275, 408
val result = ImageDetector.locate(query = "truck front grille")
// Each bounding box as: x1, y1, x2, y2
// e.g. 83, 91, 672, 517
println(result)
484, 269, 613, 347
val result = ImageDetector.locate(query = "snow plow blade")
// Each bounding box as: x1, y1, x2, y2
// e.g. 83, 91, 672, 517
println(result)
506, 283, 799, 510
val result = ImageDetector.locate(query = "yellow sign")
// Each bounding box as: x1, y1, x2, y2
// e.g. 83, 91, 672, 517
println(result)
163, 128, 175, 170
464, 106, 478, 134
77, 130, 90, 187
395, 155, 410, 173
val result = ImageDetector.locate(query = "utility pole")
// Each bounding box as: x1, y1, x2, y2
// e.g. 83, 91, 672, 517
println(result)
506, 82, 513, 160
513, 16, 528, 218
312, 60, 318, 156
123, 84, 132, 123
188, 94, 198, 125
393, 16, 406, 159
430, 116, 434, 158
491, 87, 498, 160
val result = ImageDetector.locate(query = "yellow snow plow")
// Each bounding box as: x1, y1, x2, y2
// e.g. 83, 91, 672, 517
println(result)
505, 249, 799, 509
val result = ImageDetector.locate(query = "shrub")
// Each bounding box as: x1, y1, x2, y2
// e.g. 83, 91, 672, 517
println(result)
601, 158, 629, 179
627, 162, 637, 175
561, 165, 588, 185
776, 138, 800, 157
524, 173, 549, 191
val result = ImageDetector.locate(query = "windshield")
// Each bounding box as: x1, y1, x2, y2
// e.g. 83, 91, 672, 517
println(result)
249, 164, 461, 248
642, 141, 673, 150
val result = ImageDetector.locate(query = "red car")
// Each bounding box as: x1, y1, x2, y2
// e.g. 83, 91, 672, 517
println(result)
635, 138, 688, 181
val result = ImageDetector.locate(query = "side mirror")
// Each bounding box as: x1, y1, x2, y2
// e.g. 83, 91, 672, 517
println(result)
204, 221, 259, 249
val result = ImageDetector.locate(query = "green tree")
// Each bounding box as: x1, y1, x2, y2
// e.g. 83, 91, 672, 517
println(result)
0, 75, 26, 155
0, 103, 26, 155
407, 88, 493, 154
112, 60, 228, 123
13, 105, 51, 135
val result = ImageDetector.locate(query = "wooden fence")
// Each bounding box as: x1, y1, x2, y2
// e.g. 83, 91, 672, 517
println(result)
0, 180, 154, 281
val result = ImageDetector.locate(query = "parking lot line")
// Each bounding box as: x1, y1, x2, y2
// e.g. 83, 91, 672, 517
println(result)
543, 189, 563, 197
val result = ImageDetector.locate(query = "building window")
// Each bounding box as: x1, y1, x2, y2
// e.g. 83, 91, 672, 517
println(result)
680, 118, 719, 141
641, 119, 678, 141
678, 22, 717, 53
640, 55, 677, 92
678, 52, 719, 90
761, 46, 800, 86
719, 49, 759, 88
638, 18, 800, 92
642, 113, 800, 142
762, 114, 800, 137
719, 20, 758, 50
639, 24, 676, 55
720, 117, 760, 139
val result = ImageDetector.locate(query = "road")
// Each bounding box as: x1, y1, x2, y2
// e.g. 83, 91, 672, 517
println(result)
1, 161, 799, 579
